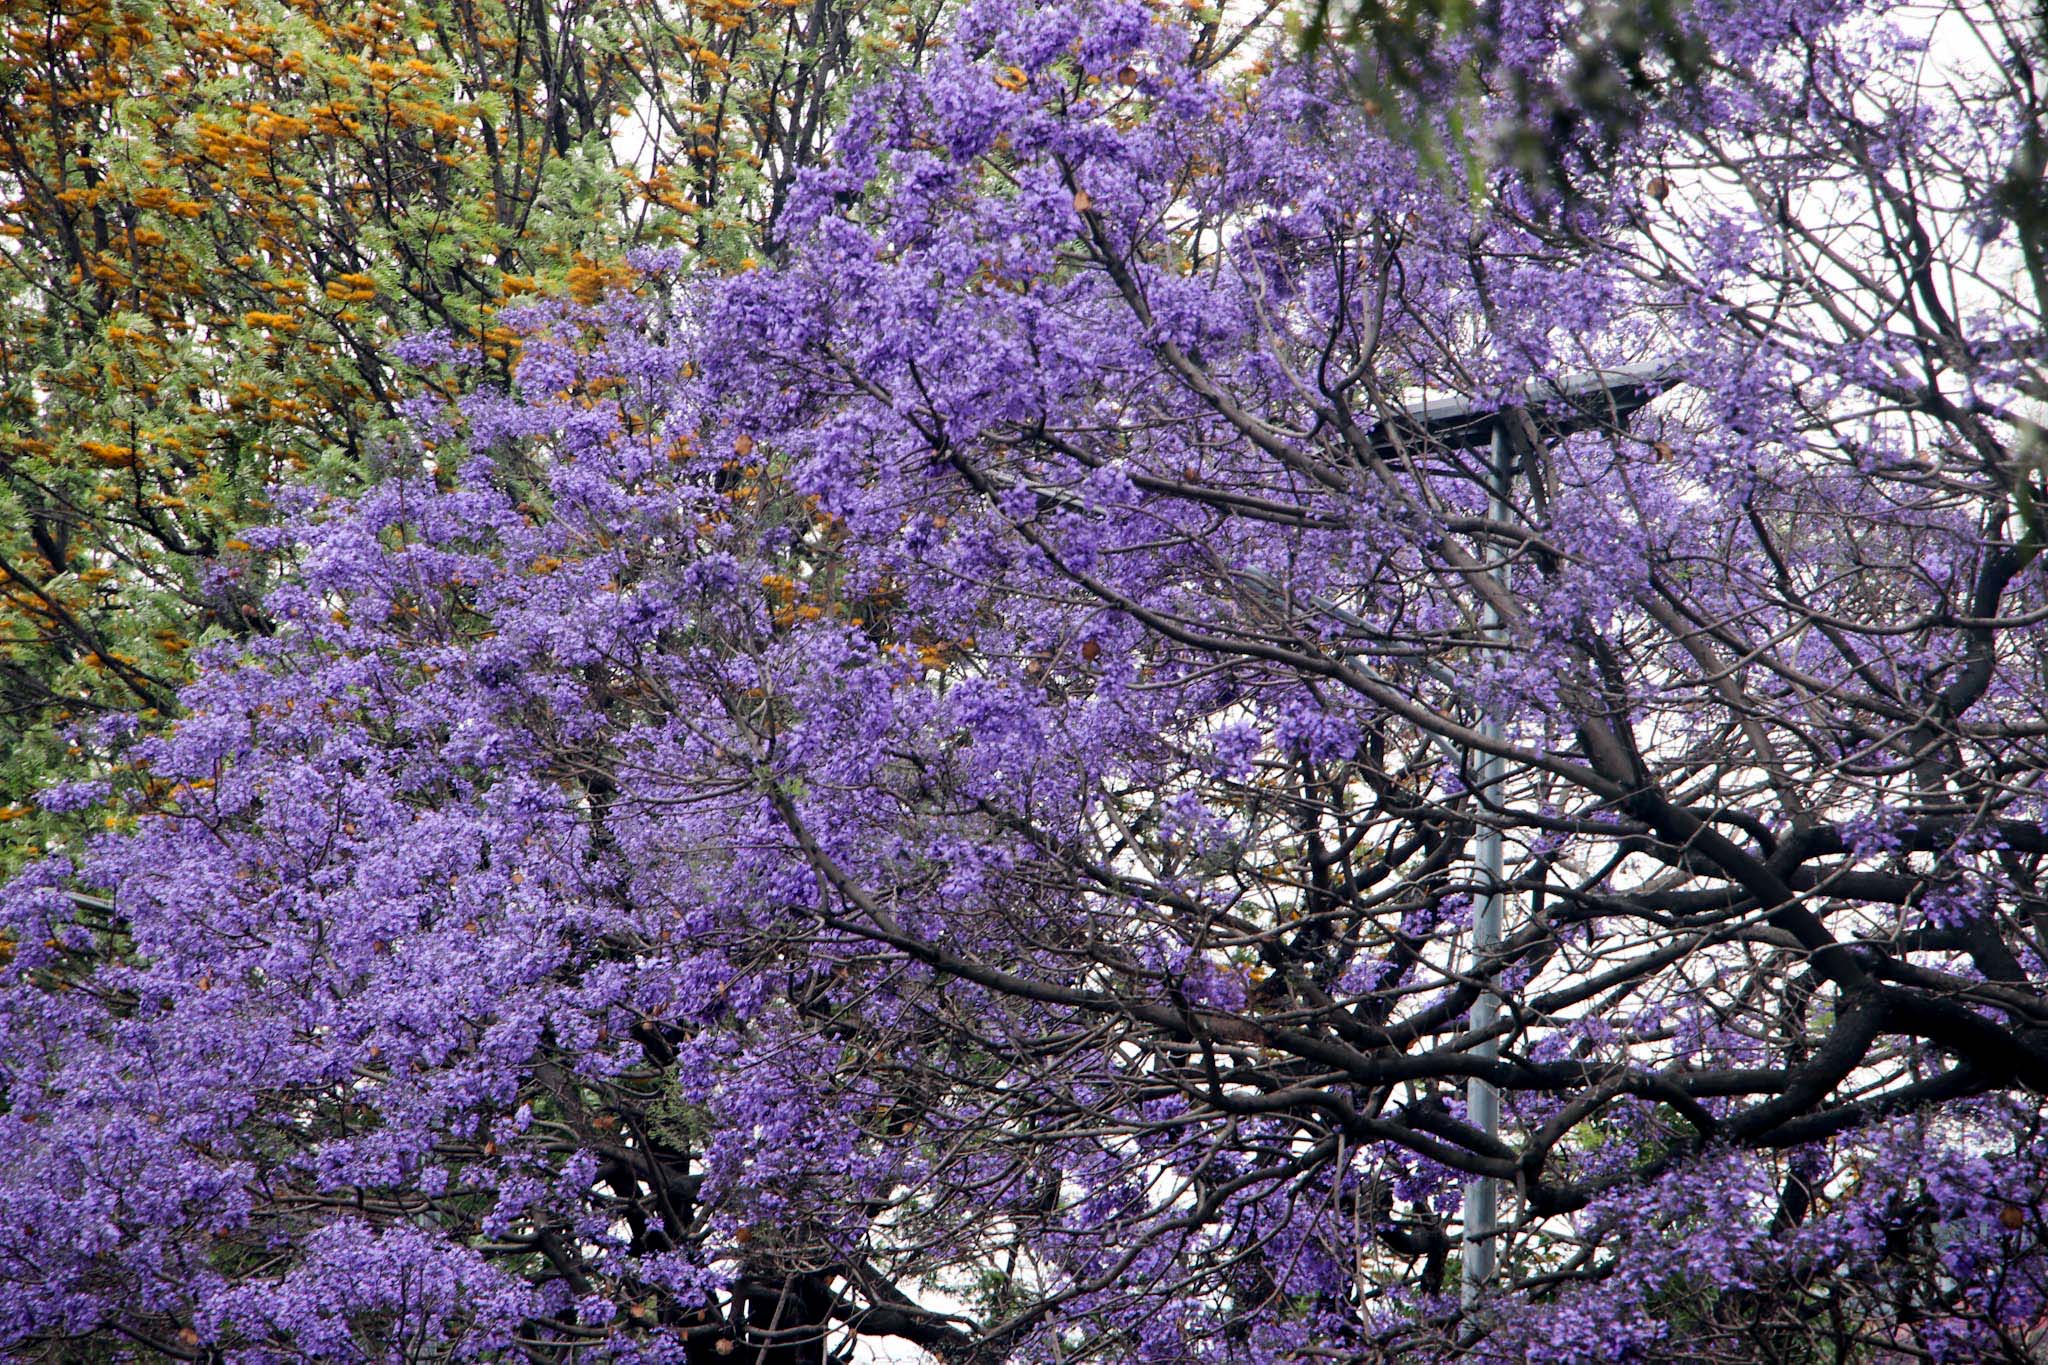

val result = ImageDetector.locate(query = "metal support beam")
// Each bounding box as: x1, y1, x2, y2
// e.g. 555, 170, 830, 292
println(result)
1461, 420, 1512, 1303
1448, 366, 1685, 1302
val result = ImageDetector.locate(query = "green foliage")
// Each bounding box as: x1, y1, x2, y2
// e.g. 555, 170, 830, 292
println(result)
0, 0, 940, 865
1301, 0, 1710, 199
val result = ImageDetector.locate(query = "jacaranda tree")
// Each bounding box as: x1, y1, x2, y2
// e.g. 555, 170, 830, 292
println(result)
3, 0, 2046, 1359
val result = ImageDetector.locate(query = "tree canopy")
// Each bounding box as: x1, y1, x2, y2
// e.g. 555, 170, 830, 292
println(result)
3, 0, 2047, 1361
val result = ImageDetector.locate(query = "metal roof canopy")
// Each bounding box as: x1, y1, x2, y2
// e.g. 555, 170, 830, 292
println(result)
1364, 360, 1683, 458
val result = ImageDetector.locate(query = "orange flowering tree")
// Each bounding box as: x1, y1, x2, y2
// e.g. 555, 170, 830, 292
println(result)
0, 0, 942, 857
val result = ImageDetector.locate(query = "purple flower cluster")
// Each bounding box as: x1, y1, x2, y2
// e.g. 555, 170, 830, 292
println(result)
4, 0, 2047, 1358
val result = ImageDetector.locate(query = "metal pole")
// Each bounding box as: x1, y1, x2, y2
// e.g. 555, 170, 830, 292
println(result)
1461, 420, 1512, 1303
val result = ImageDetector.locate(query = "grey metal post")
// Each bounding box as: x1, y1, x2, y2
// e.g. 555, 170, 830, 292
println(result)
1461, 419, 1512, 1302
1350, 365, 1678, 1303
